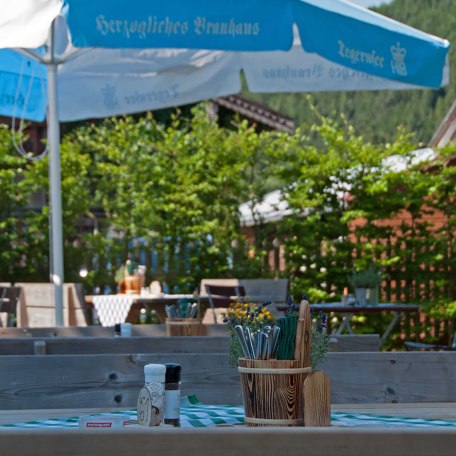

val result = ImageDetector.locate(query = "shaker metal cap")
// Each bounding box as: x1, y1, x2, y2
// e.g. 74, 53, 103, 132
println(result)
165, 363, 181, 383
144, 363, 166, 383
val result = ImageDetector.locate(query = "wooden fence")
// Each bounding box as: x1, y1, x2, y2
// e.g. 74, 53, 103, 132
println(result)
86, 227, 455, 346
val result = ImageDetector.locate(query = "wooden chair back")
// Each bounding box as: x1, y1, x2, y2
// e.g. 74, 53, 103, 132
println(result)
200, 278, 289, 305
14, 283, 88, 327
205, 284, 246, 305
204, 284, 246, 324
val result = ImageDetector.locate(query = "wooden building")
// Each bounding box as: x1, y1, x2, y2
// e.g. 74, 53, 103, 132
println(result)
430, 98, 456, 149
3, 95, 294, 158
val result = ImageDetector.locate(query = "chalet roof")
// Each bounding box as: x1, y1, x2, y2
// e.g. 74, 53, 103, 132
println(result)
213, 95, 295, 134
239, 148, 436, 227
240, 189, 294, 227
429, 98, 456, 148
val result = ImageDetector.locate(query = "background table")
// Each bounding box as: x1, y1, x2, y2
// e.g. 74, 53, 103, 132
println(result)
310, 303, 420, 342
86, 294, 194, 326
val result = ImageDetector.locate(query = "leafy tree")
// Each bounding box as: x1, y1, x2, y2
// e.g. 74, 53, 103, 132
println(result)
19, 136, 93, 282
246, 0, 456, 145
67, 105, 287, 291
1, 101, 454, 349
274, 103, 454, 309
0, 125, 36, 281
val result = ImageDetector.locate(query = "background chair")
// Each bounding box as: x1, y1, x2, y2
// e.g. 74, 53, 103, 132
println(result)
200, 278, 289, 318
204, 284, 246, 324
14, 283, 89, 327
0, 286, 21, 327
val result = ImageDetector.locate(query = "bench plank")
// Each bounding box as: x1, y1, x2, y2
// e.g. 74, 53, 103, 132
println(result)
0, 336, 230, 355
0, 324, 229, 338
328, 335, 380, 352
0, 329, 377, 354
322, 352, 456, 403
0, 353, 240, 409
0, 352, 455, 409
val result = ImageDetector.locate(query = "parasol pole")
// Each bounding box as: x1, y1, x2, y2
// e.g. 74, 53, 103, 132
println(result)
46, 18, 64, 326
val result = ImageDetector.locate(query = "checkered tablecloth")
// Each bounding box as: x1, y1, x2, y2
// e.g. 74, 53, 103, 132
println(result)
92, 295, 135, 327
1, 396, 456, 430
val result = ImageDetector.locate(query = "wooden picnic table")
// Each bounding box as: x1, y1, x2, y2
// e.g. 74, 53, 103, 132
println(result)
0, 402, 456, 425
0, 348, 455, 456
1, 402, 455, 425
0, 403, 455, 456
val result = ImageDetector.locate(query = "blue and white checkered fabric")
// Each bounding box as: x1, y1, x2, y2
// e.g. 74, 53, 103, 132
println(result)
1, 396, 455, 429
92, 295, 134, 326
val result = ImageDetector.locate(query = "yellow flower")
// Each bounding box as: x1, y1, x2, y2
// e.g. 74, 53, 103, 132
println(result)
222, 302, 275, 325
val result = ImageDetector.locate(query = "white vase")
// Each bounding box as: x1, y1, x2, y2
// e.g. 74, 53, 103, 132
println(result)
355, 288, 367, 306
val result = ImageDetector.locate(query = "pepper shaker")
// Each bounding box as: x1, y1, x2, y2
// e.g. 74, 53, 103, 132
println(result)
164, 363, 181, 426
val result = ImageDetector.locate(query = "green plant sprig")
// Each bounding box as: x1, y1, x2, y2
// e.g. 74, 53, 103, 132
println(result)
349, 263, 381, 289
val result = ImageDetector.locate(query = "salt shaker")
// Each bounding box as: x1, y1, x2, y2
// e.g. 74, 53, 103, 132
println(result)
114, 322, 132, 336
164, 363, 181, 426
137, 363, 166, 426
120, 322, 132, 337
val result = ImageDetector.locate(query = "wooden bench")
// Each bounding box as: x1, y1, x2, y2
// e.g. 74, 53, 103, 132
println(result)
0, 324, 229, 338
328, 334, 380, 352
0, 333, 378, 354
0, 352, 455, 409
0, 336, 230, 355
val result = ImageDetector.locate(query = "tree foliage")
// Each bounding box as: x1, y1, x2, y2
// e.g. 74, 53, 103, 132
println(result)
268, 106, 456, 345
0, 102, 454, 346
0, 125, 35, 280
246, 0, 456, 145
57, 106, 288, 291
